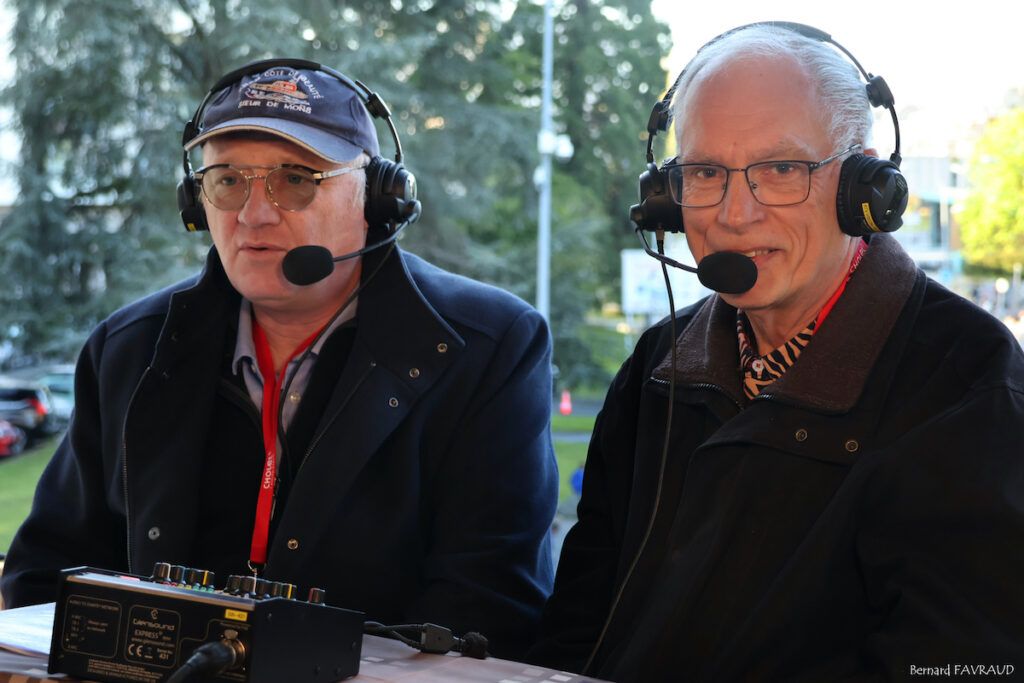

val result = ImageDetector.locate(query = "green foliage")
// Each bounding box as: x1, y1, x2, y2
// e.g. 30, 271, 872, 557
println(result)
0, 0, 669, 387
959, 108, 1024, 272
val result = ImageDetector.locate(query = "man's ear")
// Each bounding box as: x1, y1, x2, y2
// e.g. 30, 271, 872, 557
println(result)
863, 147, 880, 158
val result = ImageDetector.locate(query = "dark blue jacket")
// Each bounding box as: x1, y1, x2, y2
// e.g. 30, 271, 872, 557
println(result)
2, 245, 558, 659
533, 235, 1024, 680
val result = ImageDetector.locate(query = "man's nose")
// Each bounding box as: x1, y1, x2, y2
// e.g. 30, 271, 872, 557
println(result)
717, 171, 764, 228
237, 175, 281, 225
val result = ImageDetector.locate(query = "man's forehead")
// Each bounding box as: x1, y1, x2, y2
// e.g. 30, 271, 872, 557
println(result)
679, 136, 822, 163
674, 55, 829, 162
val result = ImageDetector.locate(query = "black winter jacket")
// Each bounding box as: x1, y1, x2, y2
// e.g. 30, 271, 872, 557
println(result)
533, 234, 1024, 681
2, 245, 559, 659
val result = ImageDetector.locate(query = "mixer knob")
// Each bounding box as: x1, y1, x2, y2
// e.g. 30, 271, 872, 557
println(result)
151, 562, 172, 583
225, 575, 244, 595
168, 565, 187, 585
239, 576, 257, 597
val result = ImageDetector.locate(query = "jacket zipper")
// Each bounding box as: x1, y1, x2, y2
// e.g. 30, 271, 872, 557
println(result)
121, 366, 152, 574
649, 376, 745, 412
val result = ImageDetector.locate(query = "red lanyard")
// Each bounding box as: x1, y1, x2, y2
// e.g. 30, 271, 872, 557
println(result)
249, 317, 321, 569
815, 239, 868, 329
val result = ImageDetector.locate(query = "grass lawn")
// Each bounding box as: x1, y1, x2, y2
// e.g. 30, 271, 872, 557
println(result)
550, 413, 596, 434
549, 413, 594, 506
0, 438, 58, 554
552, 438, 589, 504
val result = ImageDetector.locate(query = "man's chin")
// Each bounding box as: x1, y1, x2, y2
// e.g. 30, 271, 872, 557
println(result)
719, 285, 775, 313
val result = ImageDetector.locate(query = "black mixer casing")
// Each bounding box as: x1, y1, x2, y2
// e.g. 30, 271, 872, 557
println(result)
48, 566, 363, 683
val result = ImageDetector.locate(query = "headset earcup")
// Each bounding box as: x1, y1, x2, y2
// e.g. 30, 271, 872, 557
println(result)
176, 174, 209, 232
364, 156, 384, 227
836, 154, 909, 237
629, 162, 684, 233
364, 156, 420, 233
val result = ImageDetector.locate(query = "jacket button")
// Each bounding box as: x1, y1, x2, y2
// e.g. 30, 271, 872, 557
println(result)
388, 397, 399, 408
408, 368, 420, 379
845, 439, 860, 453
287, 538, 299, 551
436, 343, 448, 353
147, 526, 161, 540
794, 428, 808, 442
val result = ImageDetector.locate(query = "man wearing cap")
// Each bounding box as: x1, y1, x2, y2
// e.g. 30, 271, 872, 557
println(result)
1, 61, 558, 660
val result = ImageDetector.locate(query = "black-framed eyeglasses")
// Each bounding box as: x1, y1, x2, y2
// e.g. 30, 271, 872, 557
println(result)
194, 163, 367, 212
665, 144, 861, 208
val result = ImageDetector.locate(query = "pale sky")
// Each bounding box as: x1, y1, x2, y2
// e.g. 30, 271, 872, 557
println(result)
650, 0, 1024, 158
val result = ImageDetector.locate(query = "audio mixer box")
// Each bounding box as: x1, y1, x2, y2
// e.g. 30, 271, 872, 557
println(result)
48, 564, 364, 683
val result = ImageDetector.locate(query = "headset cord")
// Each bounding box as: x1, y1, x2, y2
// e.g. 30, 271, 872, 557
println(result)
582, 231, 678, 675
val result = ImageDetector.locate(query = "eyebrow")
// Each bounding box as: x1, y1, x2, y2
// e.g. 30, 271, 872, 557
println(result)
680, 139, 820, 165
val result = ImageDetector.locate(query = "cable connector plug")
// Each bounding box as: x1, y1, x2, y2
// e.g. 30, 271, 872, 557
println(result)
167, 639, 245, 683
418, 623, 457, 655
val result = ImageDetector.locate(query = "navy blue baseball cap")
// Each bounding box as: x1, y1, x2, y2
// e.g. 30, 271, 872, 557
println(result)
185, 64, 380, 163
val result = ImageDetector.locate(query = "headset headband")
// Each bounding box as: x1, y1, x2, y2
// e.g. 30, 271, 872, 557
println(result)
645, 21, 901, 167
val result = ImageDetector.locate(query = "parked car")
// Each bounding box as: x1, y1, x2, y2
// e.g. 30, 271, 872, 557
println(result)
0, 376, 58, 441
0, 419, 26, 457
37, 364, 75, 426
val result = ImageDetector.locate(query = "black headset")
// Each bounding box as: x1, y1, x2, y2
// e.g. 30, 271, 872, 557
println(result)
177, 58, 421, 235
629, 21, 909, 238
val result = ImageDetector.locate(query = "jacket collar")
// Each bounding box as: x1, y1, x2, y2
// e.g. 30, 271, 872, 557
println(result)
356, 242, 465, 380
653, 234, 920, 414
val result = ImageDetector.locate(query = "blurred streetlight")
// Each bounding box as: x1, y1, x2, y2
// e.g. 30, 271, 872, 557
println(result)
995, 276, 1010, 316
535, 0, 573, 322
1011, 263, 1022, 314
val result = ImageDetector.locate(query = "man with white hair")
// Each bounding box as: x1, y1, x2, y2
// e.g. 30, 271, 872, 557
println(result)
532, 23, 1024, 680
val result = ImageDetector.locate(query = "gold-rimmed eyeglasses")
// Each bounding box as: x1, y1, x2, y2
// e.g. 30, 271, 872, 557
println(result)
194, 163, 366, 212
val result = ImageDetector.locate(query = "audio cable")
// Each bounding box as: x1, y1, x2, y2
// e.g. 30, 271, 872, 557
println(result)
166, 639, 246, 683
363, 621, 489, 659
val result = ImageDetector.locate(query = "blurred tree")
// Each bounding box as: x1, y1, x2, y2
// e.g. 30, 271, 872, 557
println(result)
0, 0, 668, 389
474, 0, 671, 388
959, 107, 1024, 272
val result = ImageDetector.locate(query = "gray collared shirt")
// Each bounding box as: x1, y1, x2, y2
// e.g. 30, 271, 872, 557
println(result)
232, 300, 355, 454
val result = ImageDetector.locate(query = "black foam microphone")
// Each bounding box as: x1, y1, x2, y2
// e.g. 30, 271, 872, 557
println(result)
282, 224, 409, 286
635, 228, 757, 294
695, 251, 758, 294
282, 245, 336, 286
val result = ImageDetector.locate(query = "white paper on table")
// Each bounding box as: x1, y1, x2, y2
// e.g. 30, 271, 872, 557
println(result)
0, 602, 55, 656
